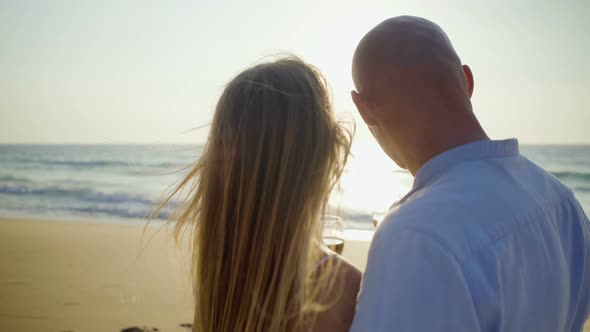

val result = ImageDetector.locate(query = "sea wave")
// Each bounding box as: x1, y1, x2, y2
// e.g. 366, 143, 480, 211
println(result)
573, 186, 590, 193
65, 206, 171, 220
10, 158, 184, 169
551, 171, 590, 182
0, 185, 154, 205
0, 175, 32, 183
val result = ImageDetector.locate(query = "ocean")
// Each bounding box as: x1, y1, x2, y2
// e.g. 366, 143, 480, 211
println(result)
0, 144, 588, 229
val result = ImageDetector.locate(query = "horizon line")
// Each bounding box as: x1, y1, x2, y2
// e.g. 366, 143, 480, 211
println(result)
1, 141, 590, 146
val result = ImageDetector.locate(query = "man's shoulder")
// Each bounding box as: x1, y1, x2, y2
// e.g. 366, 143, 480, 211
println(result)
377, 155, 575, 262
375, 195, 468, 261
388, 154, 574, 222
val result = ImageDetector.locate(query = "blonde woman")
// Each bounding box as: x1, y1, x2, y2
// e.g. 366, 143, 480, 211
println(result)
157, 56, 361, 331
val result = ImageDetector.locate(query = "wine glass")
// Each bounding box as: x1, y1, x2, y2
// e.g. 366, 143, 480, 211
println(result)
321, 215, 344, 255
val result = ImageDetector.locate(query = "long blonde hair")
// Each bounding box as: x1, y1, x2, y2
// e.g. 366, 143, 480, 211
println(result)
157, 56, 352, 331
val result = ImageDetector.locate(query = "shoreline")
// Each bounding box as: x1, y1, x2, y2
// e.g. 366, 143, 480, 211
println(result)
0, 210, 379, 231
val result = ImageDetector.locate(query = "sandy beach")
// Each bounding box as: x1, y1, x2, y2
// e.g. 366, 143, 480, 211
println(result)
1, 217, 588, 331
0, 217, 370, 332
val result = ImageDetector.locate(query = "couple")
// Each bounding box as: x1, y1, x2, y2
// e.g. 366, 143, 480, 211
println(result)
163, 16, 590, 331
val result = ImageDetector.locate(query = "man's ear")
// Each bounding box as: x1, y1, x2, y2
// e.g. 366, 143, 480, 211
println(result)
463, 64, 474, 97
351, 91, 377, 126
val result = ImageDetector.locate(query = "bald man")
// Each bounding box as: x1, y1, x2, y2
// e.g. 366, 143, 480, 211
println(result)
350, 16, 590, 331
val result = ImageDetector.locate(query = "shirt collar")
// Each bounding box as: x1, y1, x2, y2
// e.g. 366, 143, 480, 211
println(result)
413, 138, 520, 190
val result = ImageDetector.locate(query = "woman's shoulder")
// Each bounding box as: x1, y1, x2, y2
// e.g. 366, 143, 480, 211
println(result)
334, 255, 362, 300
333, 254, 361, 285
313, 250, 361, 295
310, 254, 362, 332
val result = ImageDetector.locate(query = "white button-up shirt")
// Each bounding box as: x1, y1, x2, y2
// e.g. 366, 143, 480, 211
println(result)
350, 139, 590, 331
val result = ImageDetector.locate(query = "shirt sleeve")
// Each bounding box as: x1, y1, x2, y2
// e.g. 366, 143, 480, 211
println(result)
350, 228, 481, 331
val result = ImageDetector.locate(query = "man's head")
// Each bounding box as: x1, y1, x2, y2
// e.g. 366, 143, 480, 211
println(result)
351, 16, 486, 174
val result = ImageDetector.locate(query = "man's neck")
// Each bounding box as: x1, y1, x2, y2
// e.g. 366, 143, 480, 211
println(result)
407, 130, 490, 176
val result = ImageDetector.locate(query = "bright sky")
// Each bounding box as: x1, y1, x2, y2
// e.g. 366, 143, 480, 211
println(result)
0, 0, 588, 145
